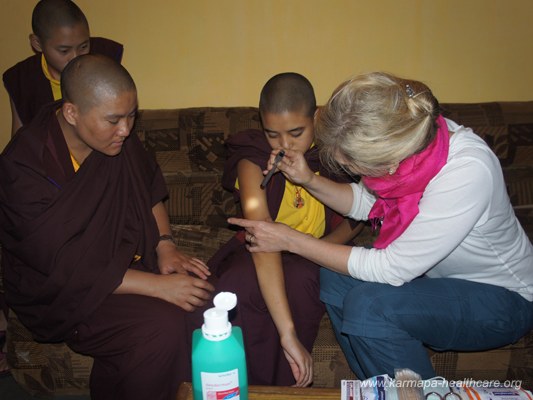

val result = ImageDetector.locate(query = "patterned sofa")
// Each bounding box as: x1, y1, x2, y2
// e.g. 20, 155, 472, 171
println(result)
2, 101, 533, 396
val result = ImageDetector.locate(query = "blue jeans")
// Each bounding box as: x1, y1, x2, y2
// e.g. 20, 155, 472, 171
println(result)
320, 268, 533, 379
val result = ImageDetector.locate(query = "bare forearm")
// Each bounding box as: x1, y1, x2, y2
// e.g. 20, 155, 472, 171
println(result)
237, 159, 302, 336
304, 174, 354, 216
114, 268, 157, 296
321, 219, 364, 244
288, 229, 352, 275
152, 201, 171, 236
253, 252, 296, 337
152, 201, 175, 258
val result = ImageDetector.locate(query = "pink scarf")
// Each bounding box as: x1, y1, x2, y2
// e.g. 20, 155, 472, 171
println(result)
362, 115, 449, 249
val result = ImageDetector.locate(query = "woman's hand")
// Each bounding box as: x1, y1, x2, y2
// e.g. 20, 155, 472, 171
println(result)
228, 217, 296, 253
157, 240, 211, 279
280, 332, 314, 387
264, 149, 316, 187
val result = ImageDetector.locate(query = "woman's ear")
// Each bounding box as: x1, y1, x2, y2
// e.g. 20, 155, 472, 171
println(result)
29, 34, 43, 53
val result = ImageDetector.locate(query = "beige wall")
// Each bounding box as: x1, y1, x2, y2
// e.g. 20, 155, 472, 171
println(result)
1, 0, 532, 148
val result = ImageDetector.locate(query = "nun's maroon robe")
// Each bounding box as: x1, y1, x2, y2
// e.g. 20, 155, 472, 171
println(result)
206, 129, 351, 386
0, 102, 192, 399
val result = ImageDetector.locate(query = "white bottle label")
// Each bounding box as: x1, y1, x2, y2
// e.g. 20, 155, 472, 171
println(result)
201, 369, 240, 400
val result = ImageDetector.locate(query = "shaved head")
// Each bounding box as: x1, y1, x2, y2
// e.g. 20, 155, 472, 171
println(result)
32, 0, 88, 40
61, 54, 136, 112
259, 72, 316, 117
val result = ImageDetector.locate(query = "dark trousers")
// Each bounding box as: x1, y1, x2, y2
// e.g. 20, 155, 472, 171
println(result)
66, 294, 193, 400
320, 269, 533, 379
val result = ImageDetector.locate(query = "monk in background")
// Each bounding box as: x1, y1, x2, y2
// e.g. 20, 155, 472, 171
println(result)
3, 0, 124, 136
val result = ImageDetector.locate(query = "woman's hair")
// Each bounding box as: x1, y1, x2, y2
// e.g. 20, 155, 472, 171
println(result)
315, 72, 441, 177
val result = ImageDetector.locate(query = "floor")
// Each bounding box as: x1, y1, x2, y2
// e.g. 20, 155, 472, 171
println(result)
0, 373, 89, 399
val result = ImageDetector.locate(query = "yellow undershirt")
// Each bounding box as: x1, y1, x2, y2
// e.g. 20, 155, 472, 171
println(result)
70, 153, 80, 172
276, 175, 325, 239
41, 54, 62, 101
236, 172, 325, 239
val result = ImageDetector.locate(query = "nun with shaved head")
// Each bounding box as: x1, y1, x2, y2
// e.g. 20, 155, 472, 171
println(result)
0, 54, 214, 400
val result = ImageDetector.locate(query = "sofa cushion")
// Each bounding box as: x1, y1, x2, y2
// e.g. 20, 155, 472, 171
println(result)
508, 123, 533, 167
163, 172, 236, 227
135, 108, 262, 227
441, 102, 533, 167
170, 224, 236, 261
438, 103, 533, 240
430, 335, 533, 389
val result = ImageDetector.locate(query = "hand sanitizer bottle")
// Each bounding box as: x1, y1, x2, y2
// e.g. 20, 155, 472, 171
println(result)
192, 292, 248, 400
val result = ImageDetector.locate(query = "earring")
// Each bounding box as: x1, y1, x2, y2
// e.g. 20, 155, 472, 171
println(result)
388, 167, 395, 175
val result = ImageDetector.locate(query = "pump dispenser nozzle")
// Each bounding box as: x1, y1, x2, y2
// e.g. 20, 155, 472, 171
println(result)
202, 292, 237, 341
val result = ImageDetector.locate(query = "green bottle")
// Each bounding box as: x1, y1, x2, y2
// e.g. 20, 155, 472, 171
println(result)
192, 292, 248, 400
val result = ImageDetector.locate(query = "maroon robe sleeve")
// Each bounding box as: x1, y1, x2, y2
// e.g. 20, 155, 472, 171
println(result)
3, 54, 54, 126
